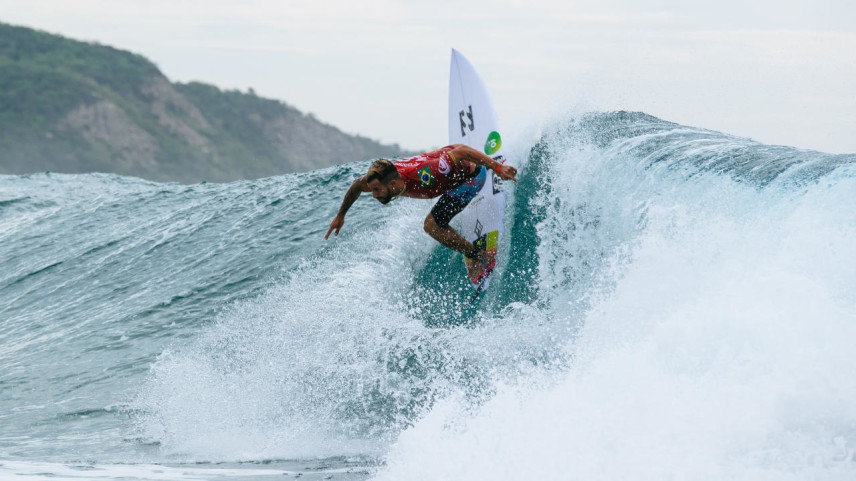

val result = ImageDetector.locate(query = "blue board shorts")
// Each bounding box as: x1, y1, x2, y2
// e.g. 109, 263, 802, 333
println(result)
429, 166, 487, 228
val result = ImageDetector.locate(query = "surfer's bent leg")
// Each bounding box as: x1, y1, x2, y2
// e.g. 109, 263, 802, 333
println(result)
424, 202, 470, 255
423, 166, 487, 255
429, 195, 468, 229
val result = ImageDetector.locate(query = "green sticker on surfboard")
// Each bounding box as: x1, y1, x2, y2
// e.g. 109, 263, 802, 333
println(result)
484, 131, 502, 155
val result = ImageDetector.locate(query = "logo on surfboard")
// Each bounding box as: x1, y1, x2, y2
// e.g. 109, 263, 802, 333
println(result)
491, 154, 505, 194
484, 131, 502, 155
459, 105, 475, 137
492, 172, 503, 195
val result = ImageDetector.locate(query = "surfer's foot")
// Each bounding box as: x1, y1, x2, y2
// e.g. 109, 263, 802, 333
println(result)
466, 250, 496, 281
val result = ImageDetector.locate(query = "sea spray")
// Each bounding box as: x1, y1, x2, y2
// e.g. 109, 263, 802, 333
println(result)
1, 113, 854, 480
376, 113, 856, 480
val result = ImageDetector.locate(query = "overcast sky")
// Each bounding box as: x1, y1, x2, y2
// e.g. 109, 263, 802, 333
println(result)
2, 0, 854, 153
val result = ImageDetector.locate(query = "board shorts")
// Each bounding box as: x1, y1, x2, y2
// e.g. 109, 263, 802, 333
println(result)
429, 166, 487, 228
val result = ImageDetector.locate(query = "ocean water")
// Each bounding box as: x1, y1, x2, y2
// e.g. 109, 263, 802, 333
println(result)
2, 111, 855, 480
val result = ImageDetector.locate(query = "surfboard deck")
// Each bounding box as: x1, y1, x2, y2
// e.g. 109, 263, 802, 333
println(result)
448, 49, 510, 293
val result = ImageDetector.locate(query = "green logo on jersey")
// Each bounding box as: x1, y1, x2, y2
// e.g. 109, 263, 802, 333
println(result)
484, 131, 502, 155
418, 166, 435, 187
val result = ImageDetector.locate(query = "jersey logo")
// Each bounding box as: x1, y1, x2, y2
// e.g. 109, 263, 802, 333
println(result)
418, 166, 435, 187
438, 158, 450, 174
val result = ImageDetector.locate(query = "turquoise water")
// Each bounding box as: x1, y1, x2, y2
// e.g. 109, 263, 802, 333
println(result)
2, 112, 856, 480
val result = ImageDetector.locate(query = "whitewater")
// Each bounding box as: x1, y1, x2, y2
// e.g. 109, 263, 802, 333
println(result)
2, 111, 855, 480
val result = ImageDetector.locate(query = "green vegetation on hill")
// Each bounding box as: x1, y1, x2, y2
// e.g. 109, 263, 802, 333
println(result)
0, 22, 411, 182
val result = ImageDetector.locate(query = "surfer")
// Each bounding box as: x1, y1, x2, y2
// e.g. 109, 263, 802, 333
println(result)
325, 144, 517, 278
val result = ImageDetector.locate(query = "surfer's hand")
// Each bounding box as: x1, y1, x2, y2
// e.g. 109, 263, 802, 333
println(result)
497, 165, 518, 182
325, 215, 345, 239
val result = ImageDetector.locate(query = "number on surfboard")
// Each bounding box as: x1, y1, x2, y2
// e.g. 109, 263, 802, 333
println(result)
459, 105, 474, 137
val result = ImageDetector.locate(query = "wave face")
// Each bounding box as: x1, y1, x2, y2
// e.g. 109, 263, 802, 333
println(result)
2, 112, 855, 479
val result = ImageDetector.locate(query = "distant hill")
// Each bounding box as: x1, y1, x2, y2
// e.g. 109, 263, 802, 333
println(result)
0, 22, 413, 183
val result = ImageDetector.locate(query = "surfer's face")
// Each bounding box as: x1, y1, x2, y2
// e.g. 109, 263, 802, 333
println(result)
368, 179, 394, 204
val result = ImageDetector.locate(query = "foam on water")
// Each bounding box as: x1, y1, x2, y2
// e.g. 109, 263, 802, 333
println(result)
376, 116, 856, 480
129, 134, 566, 462
3, 112, 855, 479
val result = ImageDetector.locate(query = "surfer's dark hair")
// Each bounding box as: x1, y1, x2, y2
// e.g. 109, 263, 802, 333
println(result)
366, 159, 399, 185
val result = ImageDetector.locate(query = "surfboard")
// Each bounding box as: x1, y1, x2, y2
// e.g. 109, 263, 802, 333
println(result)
448, 49, 510, 293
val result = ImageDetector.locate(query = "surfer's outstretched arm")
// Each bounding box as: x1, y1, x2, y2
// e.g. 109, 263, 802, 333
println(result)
448, 144, 518, 182
325, 176, 369, 239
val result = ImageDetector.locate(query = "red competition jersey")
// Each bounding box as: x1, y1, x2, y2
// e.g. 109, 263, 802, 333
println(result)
394, 146, 475, 199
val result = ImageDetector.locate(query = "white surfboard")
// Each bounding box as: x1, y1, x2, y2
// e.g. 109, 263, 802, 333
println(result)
448, 49, 509, 292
